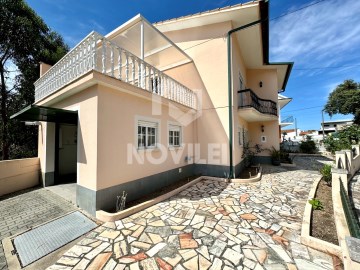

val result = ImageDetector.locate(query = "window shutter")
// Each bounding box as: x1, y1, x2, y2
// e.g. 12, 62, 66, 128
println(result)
138, 120, 158, 128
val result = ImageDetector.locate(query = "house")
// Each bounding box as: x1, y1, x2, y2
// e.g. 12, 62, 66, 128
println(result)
319, 119, 353, 135
11, 0, 293, 215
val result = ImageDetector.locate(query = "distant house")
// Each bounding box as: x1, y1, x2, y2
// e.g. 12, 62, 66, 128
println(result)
319, 119, 353, 135
11, 0, 292, 215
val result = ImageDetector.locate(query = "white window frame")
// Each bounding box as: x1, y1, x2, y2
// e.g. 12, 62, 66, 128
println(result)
168, 122, 183, 149
135, 116, 160, 150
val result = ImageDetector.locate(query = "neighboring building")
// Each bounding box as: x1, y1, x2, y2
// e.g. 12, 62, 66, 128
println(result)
11, 0, 293, 215
281, 129, 300, 141
319, 119, 353, 135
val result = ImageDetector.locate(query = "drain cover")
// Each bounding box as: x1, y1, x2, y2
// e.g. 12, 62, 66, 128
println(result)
13, 211, 97, 267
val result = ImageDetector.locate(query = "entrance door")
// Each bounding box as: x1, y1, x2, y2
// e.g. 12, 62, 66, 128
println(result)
55, 123, 77, 183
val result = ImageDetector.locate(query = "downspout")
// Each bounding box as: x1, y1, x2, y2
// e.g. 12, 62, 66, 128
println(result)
227, 19, 264, 178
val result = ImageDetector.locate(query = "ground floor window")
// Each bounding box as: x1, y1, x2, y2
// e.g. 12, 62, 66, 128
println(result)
137, 120, 158, 149
169, 124, 182, 147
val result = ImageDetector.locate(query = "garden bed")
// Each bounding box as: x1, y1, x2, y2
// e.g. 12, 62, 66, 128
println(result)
126, 175, 200, 209
311, 179, 339, 245
238, 166, 260, 179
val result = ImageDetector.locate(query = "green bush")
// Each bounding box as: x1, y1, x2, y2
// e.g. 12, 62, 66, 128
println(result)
320, 164, 332, 185
299, 137, 317, 153
324, 124, 360, 154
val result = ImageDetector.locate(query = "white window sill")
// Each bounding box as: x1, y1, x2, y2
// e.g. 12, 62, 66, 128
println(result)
137, 147, 160, 152
168, 145, 184, 150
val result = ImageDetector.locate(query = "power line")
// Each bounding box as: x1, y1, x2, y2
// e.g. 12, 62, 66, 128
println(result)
183, 0, 328, 51
282, 105, 324, 113
270, 0, 328, 21
293, 64, 360, 70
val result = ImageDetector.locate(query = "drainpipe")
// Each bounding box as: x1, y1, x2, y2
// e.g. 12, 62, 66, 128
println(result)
227, 19, 264, 178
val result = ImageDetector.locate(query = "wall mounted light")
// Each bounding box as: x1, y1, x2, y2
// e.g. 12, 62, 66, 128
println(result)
259, 81, 263, 88
261, 125, 264, 133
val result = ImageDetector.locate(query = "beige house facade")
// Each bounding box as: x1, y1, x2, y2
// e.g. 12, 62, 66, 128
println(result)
12, 0, 293, 215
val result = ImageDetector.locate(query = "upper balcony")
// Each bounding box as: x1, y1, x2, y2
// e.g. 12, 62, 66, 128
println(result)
34, 16, 197, 110
280, 115, 294, 127
237, 89, 278, 122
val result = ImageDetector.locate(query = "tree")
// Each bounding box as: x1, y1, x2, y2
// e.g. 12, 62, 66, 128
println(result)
323, 124, 360, 154
0, 0, 68, 160
324, 79, 360, 124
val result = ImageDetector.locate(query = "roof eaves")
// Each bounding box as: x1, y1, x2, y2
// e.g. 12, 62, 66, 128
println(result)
259, 0, 293, 92
154, 1, 260, 26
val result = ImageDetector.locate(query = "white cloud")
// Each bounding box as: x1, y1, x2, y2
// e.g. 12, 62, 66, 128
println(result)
270, 0, 360, 71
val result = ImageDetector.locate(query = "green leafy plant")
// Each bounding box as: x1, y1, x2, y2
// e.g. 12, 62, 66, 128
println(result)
299, 136, 317, 154
242, 143, 263, 167
320, 164, 332, 186
323, 124, 360, 154
268, 146, 281, 165
308, 198, 323, 210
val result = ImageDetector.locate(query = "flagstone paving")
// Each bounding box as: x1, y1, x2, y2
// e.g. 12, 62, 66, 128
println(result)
48, 156, 336, 270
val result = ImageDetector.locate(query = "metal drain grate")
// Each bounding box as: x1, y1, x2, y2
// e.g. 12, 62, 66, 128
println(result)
13, 211, 97, 267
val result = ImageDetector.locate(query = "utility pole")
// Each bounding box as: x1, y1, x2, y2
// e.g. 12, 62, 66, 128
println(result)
321, 110, 325, 141
295, 118, 298, 136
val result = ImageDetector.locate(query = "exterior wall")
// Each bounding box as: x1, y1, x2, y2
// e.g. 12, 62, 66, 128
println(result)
247, 69, 278, 102
0, 158, 40, 196
164, 21, 231, 170
38, 122, 55, 186
232, 37, 248, 169
96, 84, 195, 190
53, 86, 99, 190
248, 120, 280, 152
246, 68, 280, 153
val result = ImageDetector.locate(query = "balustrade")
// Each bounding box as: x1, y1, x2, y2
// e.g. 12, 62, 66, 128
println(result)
34, 31, 197, 109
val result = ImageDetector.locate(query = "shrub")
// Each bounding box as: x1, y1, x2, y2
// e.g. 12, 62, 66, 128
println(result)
323, 124, 360, 154
299, 137, 317, 153
320, 164, 332, 185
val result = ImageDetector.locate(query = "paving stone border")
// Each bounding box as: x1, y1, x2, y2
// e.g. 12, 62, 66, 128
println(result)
96, 176, 204, 222
300, 177, 342, 257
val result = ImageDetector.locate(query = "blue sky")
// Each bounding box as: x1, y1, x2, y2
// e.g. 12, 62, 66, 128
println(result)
26, 0, 360, 131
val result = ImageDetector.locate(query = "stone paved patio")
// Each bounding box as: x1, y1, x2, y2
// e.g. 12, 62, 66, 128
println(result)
0, 188, 77, 270
47, 156, 337, 270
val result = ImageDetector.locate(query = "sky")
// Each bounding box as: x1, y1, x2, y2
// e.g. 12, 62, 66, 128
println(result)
25, 0, 360, 131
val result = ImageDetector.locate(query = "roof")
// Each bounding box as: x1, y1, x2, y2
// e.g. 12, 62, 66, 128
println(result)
323, 119, 353, 124
278, 94, 292, 109
10, 105, 78, 124
155, 0, 293, 92
154, 1, 260, 26
105, 14, 193, 71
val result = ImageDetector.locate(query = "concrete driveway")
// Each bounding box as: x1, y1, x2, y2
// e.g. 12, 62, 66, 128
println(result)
48, 156, 336, 270
0, 188, 77, 270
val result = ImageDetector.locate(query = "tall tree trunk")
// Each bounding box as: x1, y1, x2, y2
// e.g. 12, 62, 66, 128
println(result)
0, 62, 9, 160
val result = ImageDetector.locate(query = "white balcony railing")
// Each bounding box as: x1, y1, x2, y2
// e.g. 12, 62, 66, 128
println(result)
34, 31, 197, 109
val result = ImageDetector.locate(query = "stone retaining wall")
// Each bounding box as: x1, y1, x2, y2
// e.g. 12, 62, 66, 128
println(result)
331, 145, 360, 269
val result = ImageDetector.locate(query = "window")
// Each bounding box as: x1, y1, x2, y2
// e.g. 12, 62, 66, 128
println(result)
137, 120, 158, 149
238, 126, 243, 146
243, 128, 249, 145
169, 124, 182, 147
